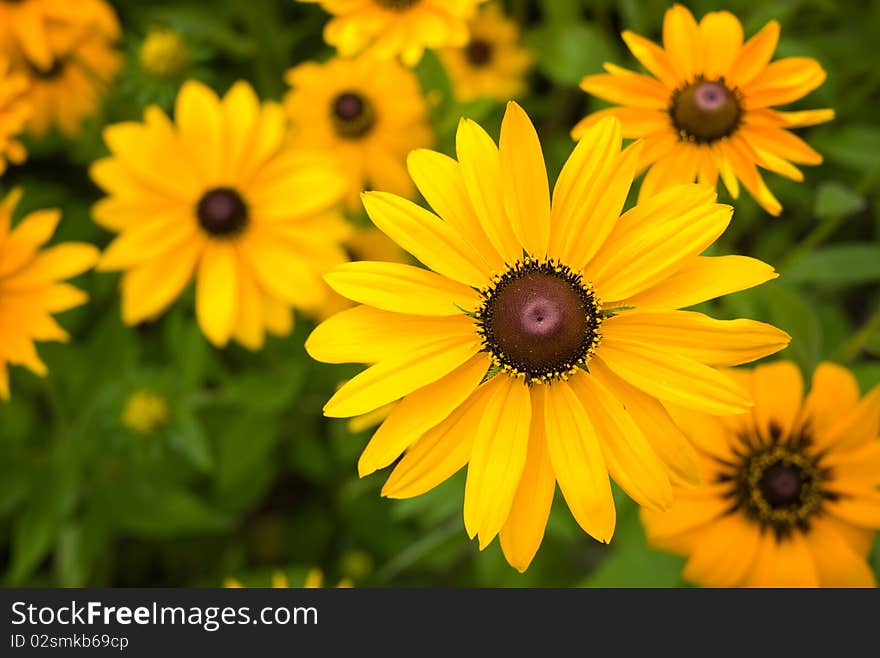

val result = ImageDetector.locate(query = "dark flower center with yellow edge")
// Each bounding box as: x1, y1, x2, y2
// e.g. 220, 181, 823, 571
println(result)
374, 0, 420, 9
197, 187, 248, 238
465, 39, 494, 67
331, 91, 377, 140
670, 76, 743, 144
475, 258, 602, 384
719, 426, 834, 539
28, 57, 66, 80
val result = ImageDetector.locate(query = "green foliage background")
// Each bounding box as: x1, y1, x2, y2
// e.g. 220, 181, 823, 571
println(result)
1, 0, 879, 587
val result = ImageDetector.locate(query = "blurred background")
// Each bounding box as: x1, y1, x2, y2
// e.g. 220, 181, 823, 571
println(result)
1, 0, 879, 587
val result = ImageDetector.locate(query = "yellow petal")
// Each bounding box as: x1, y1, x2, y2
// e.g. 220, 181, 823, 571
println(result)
728, 20, 780, 87
499, 101, 550, 258
751, 361, 803, 441
362, 191, 489, 288
801, 362, 860, 436
602, 310, 790, 367
542, 382, 616, 543
455, 118, 522, 263
819, 383, 880, 451
596, 343, 752, 416
306, 306, 475, 365
807, 517, 876, 587
324, 261, 479, 316
621, 30, 680, 88
196, 242, 238, 347
176, 80, 223, 184
463, 375, 532, 549
745, 531, 818, 587
641, 487, 730, 553
2, 244, 99, 290
239, 230, 325, 309
662, 3, 701, 81
121, 240, 202, 325
221, 81, 260, 180
323, 336, 479, 418
579, 68, 670, 110
623, 255, 778, 310
358, 353, 489, 476
698, 11, 743, 79
499, 387, 556, 573
742, 57, 827, 109
682, 513, 760, 587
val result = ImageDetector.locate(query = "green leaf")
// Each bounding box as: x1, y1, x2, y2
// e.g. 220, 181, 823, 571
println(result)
761, 283, 821, 372
526, 22, 616, 86
106, 483, 231, 538
814, 182, 865, 220
813, 124, 880, 173
786, 244, 880, 286
168, 410, 214, 473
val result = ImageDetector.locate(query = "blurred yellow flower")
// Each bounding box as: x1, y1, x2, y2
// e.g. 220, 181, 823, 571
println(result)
140, 27, 189, 79
306, 102, 790, 572
121, 390, 170, 436
225, 568, 352, 588
0, 0, 119, 71
575, 4, 833, 216
0, 58, 29, 174
0, 189, 98, 400
439, 4, 532, 102
90, 80, 349, 350
643, 362, 880, 587
22, 29, 122, 138
284, 56, 433, 210
298, 0, 488, 66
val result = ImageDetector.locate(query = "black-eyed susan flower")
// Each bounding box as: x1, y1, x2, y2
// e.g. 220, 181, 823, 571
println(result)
0, 189, 98, 400
0, 58, 29, 174
284, 56, 433, 210
306, 102, 790, 571
0, 0, 119, 71
643, 362, 880, 587
139, 27, 189, 80
91, 80, 349, 350
574, 4, 833, 216
225, 568, 352, 588
439, 3, 532, 103
298, 0, 488, 66
21, 28, 122, 138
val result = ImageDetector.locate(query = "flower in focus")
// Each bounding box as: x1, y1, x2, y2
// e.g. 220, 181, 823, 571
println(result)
90, 80, 349, 350
121, 390, 170, 437
139, 27, 189, 80
439, 3, 532, 102
0, 0, 120, 71
643, 362, 880, 587
0, 58, 29, 174
298, 0, 488, 66
575, 4, 833, 216
225, 568, 352, 588
284, 56, 433, 210
306, 102, 790, 571
21, 29, 122, 138
0, 189, 98, 400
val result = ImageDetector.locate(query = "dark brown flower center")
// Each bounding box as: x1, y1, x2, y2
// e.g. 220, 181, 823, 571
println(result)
670, 77, 742, 144
476, 259, 602, 384
28, 57, 66, 79
719, 430, 832, 539
331, 91, 376, 140
196, 187, 248, 237
374, 0, 420, 10
465, 39, 493, 67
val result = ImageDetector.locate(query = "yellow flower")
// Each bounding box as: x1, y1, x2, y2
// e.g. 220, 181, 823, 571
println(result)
574, 4, 833, 216
0, 189, 98, 400
284, 56, 433, 210
0, 0, 120, 71
90, 80, 349, 350
22, 29, 122, 138
306, 102, 790, 572
225, 568, 352, 588
0, 58, 30, 174
643, 362, 880, 587
298, 0, 488, 66
439, 3, 532, 102
121, 390, 170, 436
140, 27, 189, 79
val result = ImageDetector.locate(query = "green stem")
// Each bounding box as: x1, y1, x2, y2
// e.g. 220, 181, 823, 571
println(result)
373, 516, 461, 585
834, 309, 880, 362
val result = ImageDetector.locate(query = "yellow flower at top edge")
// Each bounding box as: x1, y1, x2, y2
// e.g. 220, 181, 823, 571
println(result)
574, 4, 833, 216
0, 189, 98, 400
0, 58, 30, 175
90, 80, 349, 351
306, 102, 792, 572
225, 569, 352, 588
0, 0, 120, 71
298, 0, 489, 66
439, 3, 533, 103
643, 361, 880, 587
284, 55, 433, 210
